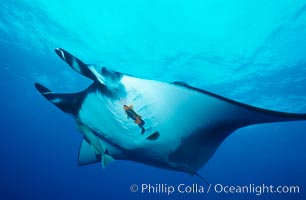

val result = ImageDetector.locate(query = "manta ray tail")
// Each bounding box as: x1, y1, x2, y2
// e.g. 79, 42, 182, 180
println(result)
54, 48, 97, 81
195, 173, 227, 200
35, 83, 84, 115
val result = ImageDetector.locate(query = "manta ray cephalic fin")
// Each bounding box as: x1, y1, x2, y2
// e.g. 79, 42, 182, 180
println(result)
34, 83, 85, 115
55, 48, 97, 81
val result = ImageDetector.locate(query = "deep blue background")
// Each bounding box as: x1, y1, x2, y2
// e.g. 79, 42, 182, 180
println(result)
1, 1, 306, 199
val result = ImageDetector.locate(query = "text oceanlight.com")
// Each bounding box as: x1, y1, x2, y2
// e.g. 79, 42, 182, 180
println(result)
130, 183, 300, 196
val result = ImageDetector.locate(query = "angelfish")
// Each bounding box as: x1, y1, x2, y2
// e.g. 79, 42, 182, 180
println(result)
35, 48, 306, 174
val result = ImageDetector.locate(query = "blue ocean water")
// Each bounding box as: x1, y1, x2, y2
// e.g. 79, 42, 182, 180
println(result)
1, 0, 306, 199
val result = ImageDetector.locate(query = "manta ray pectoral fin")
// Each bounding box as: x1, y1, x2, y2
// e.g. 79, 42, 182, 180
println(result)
54, 48, 97, 81
174, 82, 306, 125
35, 83, 84, 115
230, 100, 306, 126
78, 139, 101, 166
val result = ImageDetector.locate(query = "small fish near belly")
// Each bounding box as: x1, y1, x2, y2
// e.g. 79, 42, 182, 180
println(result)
123, 104, 146, 134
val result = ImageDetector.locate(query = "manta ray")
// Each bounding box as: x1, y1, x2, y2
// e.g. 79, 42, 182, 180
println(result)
35, 48, 306, 175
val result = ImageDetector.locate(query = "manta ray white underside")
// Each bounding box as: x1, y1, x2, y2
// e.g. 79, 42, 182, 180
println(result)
35, 48, 306, 175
